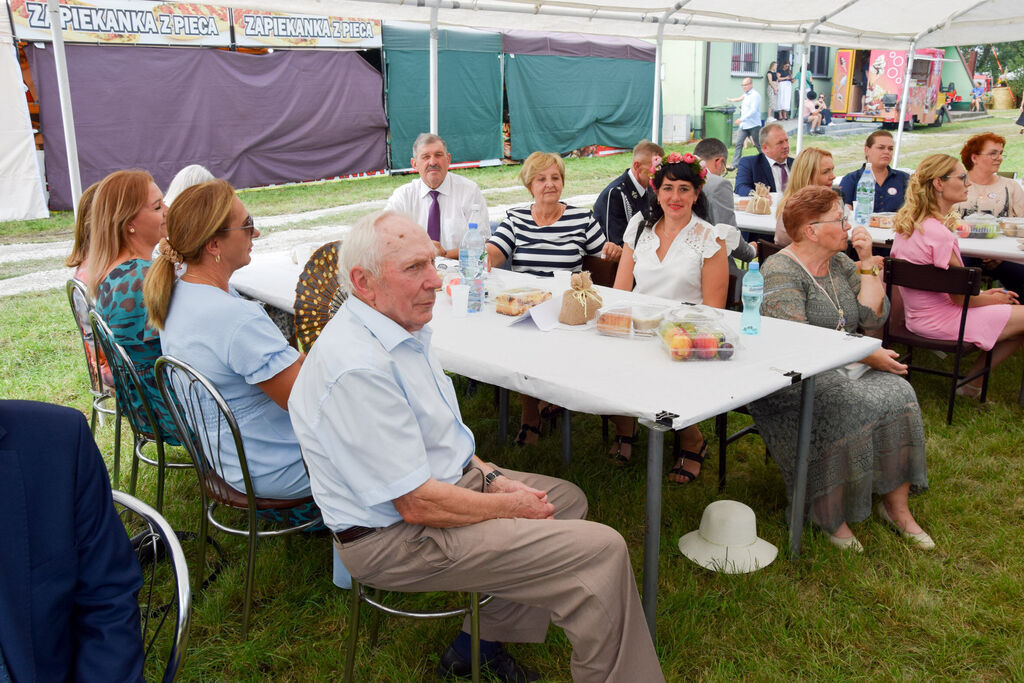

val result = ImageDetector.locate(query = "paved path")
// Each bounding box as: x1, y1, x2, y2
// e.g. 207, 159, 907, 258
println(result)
0, 190, 597, 298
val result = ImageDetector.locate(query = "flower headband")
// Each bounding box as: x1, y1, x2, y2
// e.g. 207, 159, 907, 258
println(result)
649, 152, 708, 189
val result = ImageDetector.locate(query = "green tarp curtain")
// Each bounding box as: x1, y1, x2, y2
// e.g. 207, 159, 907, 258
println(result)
382, 24, 503, 165
505, 54, 654, 160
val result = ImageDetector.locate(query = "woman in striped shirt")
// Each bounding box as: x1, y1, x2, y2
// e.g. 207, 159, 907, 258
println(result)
487, 152, 622, 445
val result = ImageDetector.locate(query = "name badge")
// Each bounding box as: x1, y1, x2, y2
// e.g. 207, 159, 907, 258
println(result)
988, 193, 998, 199
887, 187, 898, 196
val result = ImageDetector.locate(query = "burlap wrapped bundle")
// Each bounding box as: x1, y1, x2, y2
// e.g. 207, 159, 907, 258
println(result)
747, 182, 772, 215
558, 271, 603, 325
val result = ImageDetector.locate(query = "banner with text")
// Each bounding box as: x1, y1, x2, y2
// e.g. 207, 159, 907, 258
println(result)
232, 9, 380, 49
7, 0, 232, 47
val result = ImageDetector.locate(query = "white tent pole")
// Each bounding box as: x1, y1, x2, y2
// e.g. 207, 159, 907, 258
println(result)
46, 0, 82, 214
793, 2, 856, 156
651, 2, 690, 145
651, 25, 664, 143
795, 44, 808, 155
892, 41, 916, 168
428, 1, 439, 134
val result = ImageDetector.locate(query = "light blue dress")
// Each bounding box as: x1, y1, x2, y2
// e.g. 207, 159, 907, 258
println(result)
161, 280, 351, 587
160, 280, 310, 498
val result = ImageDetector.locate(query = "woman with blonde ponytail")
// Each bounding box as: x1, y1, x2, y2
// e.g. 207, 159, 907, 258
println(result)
144, 180, 315, 502
891, 153, 1024, 397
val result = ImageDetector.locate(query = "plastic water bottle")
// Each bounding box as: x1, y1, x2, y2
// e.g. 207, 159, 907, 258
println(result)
459, 222, 486, 313
854, 166, 874, 227
741, 261, 764, 335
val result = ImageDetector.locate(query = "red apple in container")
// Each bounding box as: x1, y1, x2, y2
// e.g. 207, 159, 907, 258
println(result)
693, 332, 719, 359
669, 332, 692, 360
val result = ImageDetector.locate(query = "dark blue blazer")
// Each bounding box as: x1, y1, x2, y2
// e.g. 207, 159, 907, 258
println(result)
0, 401, 144, 683
734, 153, 794, 196
593, 169, 647, 246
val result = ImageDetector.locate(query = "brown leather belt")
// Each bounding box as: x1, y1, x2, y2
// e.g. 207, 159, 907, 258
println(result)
334, 526, 376, 544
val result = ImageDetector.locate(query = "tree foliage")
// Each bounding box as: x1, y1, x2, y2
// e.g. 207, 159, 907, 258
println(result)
962, 41, 1024, 98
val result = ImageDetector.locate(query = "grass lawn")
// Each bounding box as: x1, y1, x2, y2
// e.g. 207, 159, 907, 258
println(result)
3, 279, 1024, 680
4, 109, 1022, 248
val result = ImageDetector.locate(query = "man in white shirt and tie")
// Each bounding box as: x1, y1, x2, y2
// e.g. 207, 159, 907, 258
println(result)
386, 133, 490, 259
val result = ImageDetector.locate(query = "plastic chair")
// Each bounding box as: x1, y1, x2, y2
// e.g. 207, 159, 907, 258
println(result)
344, 579, 492, 683
66, 279, 120, 464
112, 490, 191, 683
154, 356, 321, 639
90, 311, 189, 512
756, 238, 783, 263
882, 257, 993, 425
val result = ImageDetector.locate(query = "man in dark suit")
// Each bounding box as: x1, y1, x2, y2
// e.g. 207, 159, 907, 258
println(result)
593, 140, 664, 245
734, 123, 794, 196
0, 400, 144, 683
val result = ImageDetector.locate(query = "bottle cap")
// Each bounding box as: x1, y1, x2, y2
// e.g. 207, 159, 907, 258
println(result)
749, 260, 760, 271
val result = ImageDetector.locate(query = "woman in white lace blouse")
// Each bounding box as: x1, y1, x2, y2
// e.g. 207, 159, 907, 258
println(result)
608, 152, 735, 482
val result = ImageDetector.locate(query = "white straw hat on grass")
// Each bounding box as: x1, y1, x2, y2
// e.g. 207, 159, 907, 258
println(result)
678, 500, 777, 574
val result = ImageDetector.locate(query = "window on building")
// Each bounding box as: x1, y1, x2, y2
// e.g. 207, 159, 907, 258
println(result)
731, 43, 759, 75
809, 46, 831, 77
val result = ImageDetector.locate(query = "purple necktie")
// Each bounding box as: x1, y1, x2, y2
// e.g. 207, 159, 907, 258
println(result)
427, 190, 441, 242
777, 163, 789, 192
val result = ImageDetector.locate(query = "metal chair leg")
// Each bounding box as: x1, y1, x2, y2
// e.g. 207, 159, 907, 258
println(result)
112, 405, 123, 488
241, 507, 258, 639
367, 588, 383, 648
128, 435, 141, 498
470, 592, 481, 683
154, 439, 167, 513
343, 580, 362, 683
196, 503, 210, 599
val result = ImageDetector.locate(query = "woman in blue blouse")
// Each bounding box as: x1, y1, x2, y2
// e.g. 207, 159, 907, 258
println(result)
143, 179, 311, 500
144, 180, 350, 585
89, 169, 178, 440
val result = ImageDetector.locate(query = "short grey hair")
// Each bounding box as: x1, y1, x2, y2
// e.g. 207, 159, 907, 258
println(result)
632, 140, 664, 161
693, 137, 727, 160
412, 133, 448, 157
759, 123, 785, 147
165, 164, 215, 206
339, 210, 395, 293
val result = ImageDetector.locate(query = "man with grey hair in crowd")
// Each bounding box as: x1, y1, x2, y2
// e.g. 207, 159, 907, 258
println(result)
386, 133, 490, 259
593, 139, 665, 245
289, 210, 663, 683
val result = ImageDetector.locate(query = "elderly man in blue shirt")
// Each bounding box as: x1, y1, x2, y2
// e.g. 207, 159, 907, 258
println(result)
289, 210, 663, 683
727, 76, 763, 170
839, 130, 909, 214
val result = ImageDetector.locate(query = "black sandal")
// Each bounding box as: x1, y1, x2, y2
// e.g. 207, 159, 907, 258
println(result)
669, 439, 707, 485
602, 436, 634, 466
515, 422, 541, 447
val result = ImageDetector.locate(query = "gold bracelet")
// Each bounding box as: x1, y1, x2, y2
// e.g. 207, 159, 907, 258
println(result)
857, 265, 878, 276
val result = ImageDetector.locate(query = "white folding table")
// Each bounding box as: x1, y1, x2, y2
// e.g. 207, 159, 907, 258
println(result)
231, 254, 880, 639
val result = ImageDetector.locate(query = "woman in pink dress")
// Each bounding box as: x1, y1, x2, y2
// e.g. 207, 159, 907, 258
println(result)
890, 154, 1024, 397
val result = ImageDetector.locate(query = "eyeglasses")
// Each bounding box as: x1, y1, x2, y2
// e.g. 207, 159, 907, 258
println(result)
979, 150, 1004, 158
942, 173, 969, 183
809, 210, 850, 228
220, 215, 256, 236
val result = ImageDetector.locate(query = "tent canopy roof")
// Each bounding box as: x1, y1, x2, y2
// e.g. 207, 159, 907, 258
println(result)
209, 0, 1022, 49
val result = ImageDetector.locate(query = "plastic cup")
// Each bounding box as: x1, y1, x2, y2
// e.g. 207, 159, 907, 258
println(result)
451, 284, 470, 318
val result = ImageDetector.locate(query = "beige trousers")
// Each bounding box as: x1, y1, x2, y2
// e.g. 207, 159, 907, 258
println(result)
335, 465, 664, 683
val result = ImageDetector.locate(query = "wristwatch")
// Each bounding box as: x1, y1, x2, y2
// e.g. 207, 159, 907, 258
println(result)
484, 469, 504, 488
857, 265, 879, 276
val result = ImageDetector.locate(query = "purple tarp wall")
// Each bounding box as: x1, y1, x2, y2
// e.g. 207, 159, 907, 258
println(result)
26, 45, 388, 211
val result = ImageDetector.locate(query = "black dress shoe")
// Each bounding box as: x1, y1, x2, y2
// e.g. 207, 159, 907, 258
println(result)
437, 644, 540, 682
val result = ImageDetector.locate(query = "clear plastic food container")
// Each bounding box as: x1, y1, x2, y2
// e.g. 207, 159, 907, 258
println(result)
493, 287, 552, 316
961, 213, 998, 239
658, 306, 738, 361
595, 305, 667, 338
998, 217, 1024, 237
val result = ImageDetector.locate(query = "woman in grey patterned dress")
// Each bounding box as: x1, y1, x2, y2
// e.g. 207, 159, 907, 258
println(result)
748, 186, 934, 552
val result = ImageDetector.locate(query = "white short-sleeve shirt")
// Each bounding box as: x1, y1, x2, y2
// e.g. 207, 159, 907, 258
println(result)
623, 213, 726, 303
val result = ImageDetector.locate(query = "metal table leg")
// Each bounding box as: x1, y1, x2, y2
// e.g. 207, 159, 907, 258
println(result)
638, 418, 670, 641
788, 376, 816, 558
498, 388, 508, 444
561, 408, 571, 467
